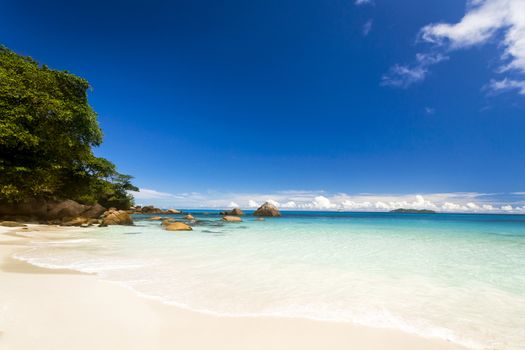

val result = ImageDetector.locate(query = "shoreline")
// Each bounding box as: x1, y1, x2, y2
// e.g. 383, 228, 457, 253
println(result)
0, 225, 468, 350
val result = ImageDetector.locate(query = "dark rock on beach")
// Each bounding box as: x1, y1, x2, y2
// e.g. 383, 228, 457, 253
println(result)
0, 199, 106, 222
0, 221, 27, 227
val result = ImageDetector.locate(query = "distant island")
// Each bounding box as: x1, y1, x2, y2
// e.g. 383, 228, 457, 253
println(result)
390, 208, 436, 214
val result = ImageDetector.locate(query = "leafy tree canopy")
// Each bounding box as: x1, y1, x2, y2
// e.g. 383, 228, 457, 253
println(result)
0, 45, 137, 209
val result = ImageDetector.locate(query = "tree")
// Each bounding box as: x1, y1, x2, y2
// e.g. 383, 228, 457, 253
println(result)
0, 45, 137, 208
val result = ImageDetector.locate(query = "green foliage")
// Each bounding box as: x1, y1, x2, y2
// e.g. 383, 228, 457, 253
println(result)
0, 45, 137, 209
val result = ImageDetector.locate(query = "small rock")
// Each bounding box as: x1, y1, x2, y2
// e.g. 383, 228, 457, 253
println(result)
147, 216, 163, 221
184, 214, 195, 220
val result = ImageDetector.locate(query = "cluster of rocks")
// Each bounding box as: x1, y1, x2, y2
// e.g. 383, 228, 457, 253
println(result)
159, 203, 280, 231
0, 200, 281, 231
219, 208, 244, 216
0, 199, 136, 228
130, 205, 181, 215
47, 207, 134, 227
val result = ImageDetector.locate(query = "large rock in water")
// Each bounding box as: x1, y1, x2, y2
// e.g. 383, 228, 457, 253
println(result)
164, 222, 192, 231
253, 202, 281, 217
222, 215, 242, 222
101, 210, 133, 226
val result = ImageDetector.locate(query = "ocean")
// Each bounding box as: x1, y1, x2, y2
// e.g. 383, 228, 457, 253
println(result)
15, 211, 525, 350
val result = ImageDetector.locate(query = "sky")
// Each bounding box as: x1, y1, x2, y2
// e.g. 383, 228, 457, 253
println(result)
1, 0, 525, 212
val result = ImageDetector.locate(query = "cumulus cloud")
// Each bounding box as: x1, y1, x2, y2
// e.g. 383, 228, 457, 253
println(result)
281, 201, 298, 208
312, 196, 338, 210
501, 204, 513, 211
420, 0, 525, 73
248, 200, 259, 208
228, 201, 239, 208
386, 0, 525, 94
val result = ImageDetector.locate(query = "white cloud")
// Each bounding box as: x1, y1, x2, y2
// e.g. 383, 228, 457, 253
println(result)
312, 196, 338, 209
420, 0, 525, 76
281, 201, 298, 208
387, 0, 525, 94
381, 53, 448, 88
362, 19, 373, 36
442, 202, 464, 211
486, 78, 525, 95
130, 188, 176, 200
127, 188, 525, 214
355, 0, 373, 5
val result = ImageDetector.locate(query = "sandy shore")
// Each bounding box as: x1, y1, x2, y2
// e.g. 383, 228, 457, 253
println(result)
0, 226, 466, 350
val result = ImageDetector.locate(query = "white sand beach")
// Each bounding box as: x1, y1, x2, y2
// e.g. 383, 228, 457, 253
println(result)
0, 225, 466, 350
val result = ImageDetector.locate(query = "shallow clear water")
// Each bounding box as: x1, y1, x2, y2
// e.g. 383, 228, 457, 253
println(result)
17, 211, 525, 350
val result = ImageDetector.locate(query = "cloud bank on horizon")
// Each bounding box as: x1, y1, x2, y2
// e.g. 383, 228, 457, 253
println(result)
383, 0, 525, 94
130, 189, 525, 214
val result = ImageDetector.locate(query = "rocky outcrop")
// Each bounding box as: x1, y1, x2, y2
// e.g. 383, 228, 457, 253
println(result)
100, 209, 134, 226
253, 202, 281, 217
79, 203, 106, 218
220, 208, 244, 216
184, 214, 195, 220
222, 215, 242, 222
0, 199, 106, 222
164, 222, 192, 231
137, 205, 163, 214
130, 206, 182, 215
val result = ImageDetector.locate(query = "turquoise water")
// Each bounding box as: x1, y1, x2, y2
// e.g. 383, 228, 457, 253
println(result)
17, 211, 525, 350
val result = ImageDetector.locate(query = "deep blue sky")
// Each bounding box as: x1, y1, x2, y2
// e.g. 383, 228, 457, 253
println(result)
1, 0, 524, 201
